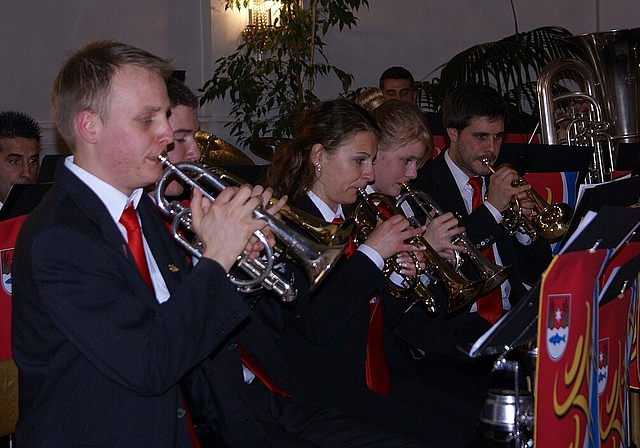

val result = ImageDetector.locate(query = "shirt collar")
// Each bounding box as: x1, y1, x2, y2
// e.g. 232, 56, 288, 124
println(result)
306, 189, 344, 222
64, 155, 144, 223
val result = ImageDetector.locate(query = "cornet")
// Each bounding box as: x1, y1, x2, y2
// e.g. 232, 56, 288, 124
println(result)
155, 155, 346, 302
481, 158, 573, 242
398, 183, 512, 297
352, 188, 484, 314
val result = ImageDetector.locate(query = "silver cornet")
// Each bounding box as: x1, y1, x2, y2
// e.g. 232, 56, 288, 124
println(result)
155, 155, 345, 302
398, 183, 512, 297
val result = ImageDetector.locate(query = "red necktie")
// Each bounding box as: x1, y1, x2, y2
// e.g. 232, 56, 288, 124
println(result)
334, 212, 391, 395
468, 177, 503, 324
120, 204, 154, 291
332, 216, 357, 257
238, 343, 292, 397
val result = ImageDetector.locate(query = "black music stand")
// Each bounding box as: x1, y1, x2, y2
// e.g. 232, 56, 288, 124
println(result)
556, 176, 640, 252
37, 154, 67, 183
460, 204, 640, 359
459, 279, 541, 359
496, 143, 594, 181
0, 183, 52, 221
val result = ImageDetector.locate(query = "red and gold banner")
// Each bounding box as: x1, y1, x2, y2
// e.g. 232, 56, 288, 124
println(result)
0, 214, 28, 360
535, 249, 609, 447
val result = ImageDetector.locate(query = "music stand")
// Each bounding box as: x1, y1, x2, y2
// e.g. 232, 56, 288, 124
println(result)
36, 154, 67, 183
496, 143, 594, 181
458, 279, 541, 359
0, 183, 52, 221
556, 176, 640, 252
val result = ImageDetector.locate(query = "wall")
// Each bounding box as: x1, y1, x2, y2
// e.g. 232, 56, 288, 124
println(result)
1, 0, 638, 161
0, 0, 210, 158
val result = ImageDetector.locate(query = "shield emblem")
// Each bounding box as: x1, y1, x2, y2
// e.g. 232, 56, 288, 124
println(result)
1, 248, 13, 296
546, 294, 570, 360
597, 337, 609, 395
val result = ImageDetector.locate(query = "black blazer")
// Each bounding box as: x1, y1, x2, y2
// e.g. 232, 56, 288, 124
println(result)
277, 195, 422, 396
12, 164, 250, 447
399, 150, 553, 355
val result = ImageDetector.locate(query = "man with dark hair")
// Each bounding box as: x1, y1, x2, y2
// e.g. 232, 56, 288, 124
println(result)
379, 66, 417, 102
0, 111, 41, 208
398, 84, 553, 442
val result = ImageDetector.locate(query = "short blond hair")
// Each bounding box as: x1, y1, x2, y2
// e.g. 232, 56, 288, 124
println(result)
369, 99, 434, 160
51, 40, 173, 148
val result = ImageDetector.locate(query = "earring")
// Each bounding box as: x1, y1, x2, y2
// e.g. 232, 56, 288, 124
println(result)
316, 164, 321, 172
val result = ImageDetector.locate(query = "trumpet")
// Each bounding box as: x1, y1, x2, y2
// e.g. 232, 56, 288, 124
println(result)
353, 188, 484, 314
398, 183, 512, 297
481, 158, 573, 242
155, 155, 346, 302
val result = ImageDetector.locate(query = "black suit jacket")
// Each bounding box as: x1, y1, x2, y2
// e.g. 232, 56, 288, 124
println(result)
12, 164, 250, 447
400, 150, 552, 355
276, 196, 426, 397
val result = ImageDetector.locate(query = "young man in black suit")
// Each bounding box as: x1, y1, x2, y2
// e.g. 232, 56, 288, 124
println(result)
400, 84, 553, 441
11, 40, 276, 448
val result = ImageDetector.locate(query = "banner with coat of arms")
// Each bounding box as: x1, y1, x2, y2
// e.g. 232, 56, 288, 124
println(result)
535, 249, 610, 447
0, 214, 29, 360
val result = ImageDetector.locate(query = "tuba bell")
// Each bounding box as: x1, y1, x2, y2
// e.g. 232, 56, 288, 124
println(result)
155, 155, 347, 301
352, 188, 485, 314
537, 27, 640, 183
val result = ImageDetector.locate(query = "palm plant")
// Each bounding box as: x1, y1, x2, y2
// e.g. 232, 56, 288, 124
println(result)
200, 0, 369, 146
418, 26, 581, 115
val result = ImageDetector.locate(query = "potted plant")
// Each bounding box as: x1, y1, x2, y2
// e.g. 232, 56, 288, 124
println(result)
200, 0, 369, 147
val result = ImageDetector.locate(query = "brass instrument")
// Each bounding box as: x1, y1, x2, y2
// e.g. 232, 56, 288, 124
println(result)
537, 28, 640, 183
203, 166, 356, 248
353, 188, 484, 314
398, 183, 512, 296
194, 130, 255, 166
155, 155, 346, 301
482, 158, 573, 242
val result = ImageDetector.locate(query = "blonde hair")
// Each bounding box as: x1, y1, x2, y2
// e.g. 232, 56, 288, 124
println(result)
355, 87, 385, 112
368, 99, 434, 160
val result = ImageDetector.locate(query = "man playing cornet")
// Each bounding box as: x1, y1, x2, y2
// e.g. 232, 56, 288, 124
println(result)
405, 84, 553, 442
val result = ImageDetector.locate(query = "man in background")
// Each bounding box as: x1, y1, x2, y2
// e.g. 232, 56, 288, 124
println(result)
379, 66, 417, 102
0, 111, 41, 209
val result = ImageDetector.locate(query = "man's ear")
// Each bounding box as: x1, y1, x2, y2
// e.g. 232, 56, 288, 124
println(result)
446, 127, 459, 143
76, 110, 99, 144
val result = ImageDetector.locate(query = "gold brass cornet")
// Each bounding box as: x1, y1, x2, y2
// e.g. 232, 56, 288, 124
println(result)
352, 188, 484, 314
398, 183, 512, 297
481, 158, 573, 242
155, 155, 346, 302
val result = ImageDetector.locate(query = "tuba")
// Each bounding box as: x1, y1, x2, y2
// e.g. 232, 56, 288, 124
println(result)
352, 188, 484, 314
482, 159, 573, 242
398, 182, 512, 297
155, 155, 347, 302
537, 27, 640, 183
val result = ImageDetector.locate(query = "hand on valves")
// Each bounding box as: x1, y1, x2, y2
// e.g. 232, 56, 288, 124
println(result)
483, 161, 535, 221
190, 184, 277, 271
363, 214, 427, 276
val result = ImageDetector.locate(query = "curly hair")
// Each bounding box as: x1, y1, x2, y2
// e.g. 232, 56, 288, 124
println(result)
262, 99, 378, 201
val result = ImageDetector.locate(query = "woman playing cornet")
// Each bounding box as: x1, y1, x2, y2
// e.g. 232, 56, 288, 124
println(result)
262, 99, 465, 447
